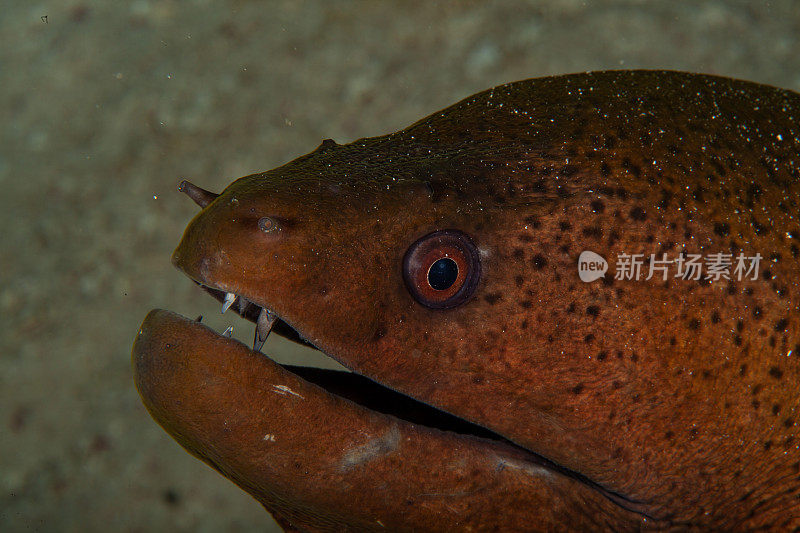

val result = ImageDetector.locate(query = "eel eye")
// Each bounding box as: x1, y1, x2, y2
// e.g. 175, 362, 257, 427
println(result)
403, 230, 481, 309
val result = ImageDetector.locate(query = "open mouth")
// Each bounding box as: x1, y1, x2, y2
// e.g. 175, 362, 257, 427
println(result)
185, 281, 644, 512
197, 282, 532, 445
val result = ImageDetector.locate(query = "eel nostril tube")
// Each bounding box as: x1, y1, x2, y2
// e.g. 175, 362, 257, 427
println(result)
178, 180, 219, 208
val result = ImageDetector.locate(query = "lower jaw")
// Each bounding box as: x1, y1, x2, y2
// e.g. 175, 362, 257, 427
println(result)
132, 308, 641, 531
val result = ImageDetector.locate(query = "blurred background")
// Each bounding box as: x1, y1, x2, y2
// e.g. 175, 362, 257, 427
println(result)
2, 1, 799, 531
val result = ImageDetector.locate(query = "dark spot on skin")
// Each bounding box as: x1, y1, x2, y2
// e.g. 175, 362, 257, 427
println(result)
566, 303, 576, 314
688, 318, 701, 330
785, 418, 795, 429
373, 325, 387, 341
600, 162, 611, 177
773, 404, 781, 416
752, 384, 763, 396
530, 180, 548, 193
524, 215, 541, 228
739, 364, 748, 376
736, 320, 744, 332
689, 428, 698, 438
559, 221, 572, 231
629, 206, 647, 221
515, 275, 524, 287
584, 333, 595, 344
752, 400, 761, 410
586, 305, 600, 317
669, 337, 677, 346
521, 320, 528, 329
753, 306, 762, 319
560, 165, 579, 177
571, 384, 585, 395
734, 335, 742, 346
775, 318, 789, 332
665, 431, 674, 440
630, 352, 639, 362
597, 351, 607, 361
711, 311, 721, 324
590, 199, 605, 213
769, 367, 783, 379
582, 226, 602, 238
484, 293, 502, 305
319, 285, 329, 296
518, 234, 534, 242
714, 222, 730, 237
702, 370, 711, 380
658, 188, 673, 209
763, 440, 773, 451
622, 158, 641, 178
519, 300, 532, 309
531, 254, 548, 270
513, 248, 525, 260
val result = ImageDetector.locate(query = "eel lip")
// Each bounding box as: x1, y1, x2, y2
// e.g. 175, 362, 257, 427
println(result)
132, 309, 645, 530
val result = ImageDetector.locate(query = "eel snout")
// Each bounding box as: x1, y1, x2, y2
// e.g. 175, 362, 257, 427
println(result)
132, 309, 654, 531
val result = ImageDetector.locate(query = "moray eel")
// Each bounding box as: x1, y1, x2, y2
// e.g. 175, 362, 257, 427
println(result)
133, 70, 800, 531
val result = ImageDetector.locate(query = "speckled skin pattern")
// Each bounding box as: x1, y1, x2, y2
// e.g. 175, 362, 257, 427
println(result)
134, 71, 800, 530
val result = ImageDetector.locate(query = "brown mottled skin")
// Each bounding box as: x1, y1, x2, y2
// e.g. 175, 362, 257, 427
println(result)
133, 71, 800, 530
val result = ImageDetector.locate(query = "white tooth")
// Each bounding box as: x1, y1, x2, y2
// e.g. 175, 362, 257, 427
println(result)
253, 307, 277, 351
222, 325, 234, 337
221, 292, 236, 313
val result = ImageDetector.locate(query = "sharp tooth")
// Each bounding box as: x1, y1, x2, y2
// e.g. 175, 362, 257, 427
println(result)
195, 315, 203, 322
222, 325, 234, 337
239, 296, 250, 313
253, 307, 277, 352
221, 292, 236, 313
